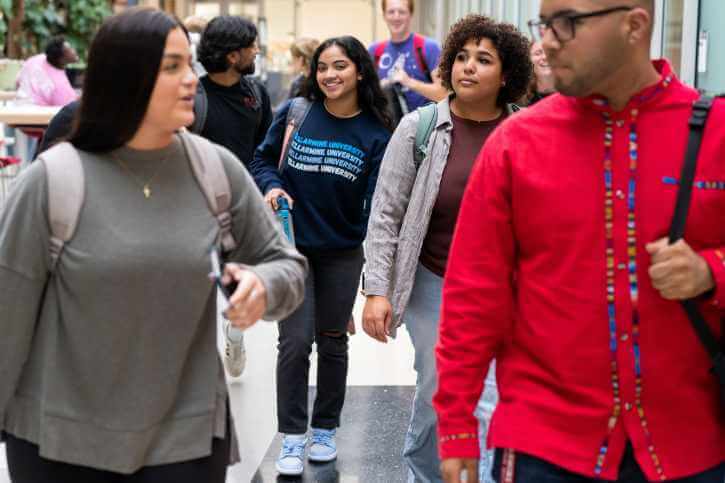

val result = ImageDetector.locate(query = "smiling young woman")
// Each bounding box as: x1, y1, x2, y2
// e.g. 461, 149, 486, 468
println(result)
248, 36, 392, 477
362, 14, 532, 483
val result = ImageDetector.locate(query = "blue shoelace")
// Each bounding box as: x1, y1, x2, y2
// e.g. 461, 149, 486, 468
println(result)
280, 438, 306, 459
312, 429, 335, 448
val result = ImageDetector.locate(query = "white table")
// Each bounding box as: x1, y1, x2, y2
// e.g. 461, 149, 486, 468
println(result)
0, 105, 60, 163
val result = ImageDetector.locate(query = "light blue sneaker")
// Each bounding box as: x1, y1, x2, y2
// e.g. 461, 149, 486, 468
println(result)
275, 435, 307, 476
308, 428, 337, 462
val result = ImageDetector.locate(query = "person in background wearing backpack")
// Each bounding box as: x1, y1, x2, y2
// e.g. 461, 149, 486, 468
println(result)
362, 15, 531, 483
369, 0, 447, 125
249, 36, 392, 477
435, 1, 725, 482
195, 15, 274, 379
0, 8, 306, 482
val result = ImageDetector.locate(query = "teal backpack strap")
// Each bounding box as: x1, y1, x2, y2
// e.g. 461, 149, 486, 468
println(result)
38, 142, 85, 272
507, 103, 522, 114
413, 103, 438, 169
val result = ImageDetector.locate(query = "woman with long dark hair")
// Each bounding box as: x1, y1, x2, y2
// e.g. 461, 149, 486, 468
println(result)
250, 35, 392, 477
0, 7, 306, 482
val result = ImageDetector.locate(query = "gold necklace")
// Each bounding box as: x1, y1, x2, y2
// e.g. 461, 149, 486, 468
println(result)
111, 152, 170, 199
323, 99, 362, 118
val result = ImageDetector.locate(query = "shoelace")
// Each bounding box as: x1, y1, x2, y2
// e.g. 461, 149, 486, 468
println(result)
281, 439, 306, 458
312, 430, 335, 448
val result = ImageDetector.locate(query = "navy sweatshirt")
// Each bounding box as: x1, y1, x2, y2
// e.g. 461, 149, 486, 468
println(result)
250, 99, 391, 251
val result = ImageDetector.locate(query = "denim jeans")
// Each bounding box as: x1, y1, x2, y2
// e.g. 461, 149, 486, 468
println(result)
490, 445, 725, 483
402, 263, 497, 483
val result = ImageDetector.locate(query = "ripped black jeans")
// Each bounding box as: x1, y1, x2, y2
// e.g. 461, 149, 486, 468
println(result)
276, 246, 364, 434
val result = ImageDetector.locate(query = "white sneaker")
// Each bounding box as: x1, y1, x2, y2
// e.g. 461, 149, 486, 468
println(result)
223, 323, 246, 378
275, 434, 307, 476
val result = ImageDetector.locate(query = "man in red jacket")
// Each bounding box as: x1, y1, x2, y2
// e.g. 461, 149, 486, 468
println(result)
434, 1, 725, 482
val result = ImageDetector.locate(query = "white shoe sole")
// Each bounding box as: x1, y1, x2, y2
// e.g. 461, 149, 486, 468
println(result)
308, 450, 337, 462
275, 462, 304, 475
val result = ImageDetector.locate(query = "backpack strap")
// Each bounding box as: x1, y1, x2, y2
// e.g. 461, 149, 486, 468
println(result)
413, 102, 438, 169
38, 142, 85, 272
412, 34, 432, 82
244, 76, 264, 109
668, 94, 725, 401
190, 80, 208, 134
373, 40, 388, 67
178, 130, 237, 253
278, 97, 313, 171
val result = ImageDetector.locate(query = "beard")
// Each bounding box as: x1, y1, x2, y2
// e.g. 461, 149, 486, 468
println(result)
234, 59, 255, 76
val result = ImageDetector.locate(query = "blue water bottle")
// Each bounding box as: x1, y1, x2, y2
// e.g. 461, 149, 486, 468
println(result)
276, 196, 295, 246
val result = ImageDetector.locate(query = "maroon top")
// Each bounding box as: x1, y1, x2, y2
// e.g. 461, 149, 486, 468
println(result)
419, 110, 505, 276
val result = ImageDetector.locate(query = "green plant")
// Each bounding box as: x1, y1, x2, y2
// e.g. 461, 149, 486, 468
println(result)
0, 0, 111, 60
22, 0, 64, 55
66, 0, 111, 60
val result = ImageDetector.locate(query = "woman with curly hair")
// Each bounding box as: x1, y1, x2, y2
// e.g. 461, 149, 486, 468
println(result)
362, 14, 532, 483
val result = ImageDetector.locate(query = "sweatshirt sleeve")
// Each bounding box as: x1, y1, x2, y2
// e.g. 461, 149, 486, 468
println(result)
0, 162, 52, 432
248, 100, 290, 194
219, 146, 307, 321
433, 126, 515, 460
363, 113, 419, 297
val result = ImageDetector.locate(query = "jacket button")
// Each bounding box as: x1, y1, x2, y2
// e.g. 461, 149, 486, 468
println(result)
625, 402, 633, 411
616, 190, 625, 199
620, 333, 629, 342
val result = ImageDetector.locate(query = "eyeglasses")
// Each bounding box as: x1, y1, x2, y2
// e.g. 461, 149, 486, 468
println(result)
528, 6, 635, 44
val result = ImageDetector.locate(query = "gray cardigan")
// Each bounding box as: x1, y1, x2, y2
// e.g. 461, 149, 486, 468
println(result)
0, 138, 307, 473
364, 96, 516, 335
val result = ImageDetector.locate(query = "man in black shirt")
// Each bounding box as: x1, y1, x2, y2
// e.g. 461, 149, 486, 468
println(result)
196, 16, 273, 378
194, 16, 272, 168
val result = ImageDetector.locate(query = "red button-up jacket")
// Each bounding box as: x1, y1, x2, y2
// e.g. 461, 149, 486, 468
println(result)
434, 60, 724, 481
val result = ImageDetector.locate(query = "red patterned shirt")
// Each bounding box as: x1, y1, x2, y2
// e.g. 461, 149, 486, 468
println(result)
434, 60, 725, 481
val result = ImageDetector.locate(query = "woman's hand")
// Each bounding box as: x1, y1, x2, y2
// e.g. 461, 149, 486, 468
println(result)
362, 295, 393, 343
222, 263, 267, 330
264, 188, 294, 210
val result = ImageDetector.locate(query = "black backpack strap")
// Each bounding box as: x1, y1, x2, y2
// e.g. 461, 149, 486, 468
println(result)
190, 80, 207, 134
245, 76, 264, 109
669, 95, 725, 399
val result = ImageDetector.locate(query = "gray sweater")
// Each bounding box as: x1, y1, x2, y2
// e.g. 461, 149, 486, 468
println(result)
0, 136, 307, 473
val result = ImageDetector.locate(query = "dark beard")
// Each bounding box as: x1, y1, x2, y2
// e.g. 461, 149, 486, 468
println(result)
235, 61, 255, 76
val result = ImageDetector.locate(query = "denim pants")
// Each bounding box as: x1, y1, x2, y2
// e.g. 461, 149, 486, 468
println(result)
402, 263, 497, 483
276, 247, 364, 434
490, 445, 725, 483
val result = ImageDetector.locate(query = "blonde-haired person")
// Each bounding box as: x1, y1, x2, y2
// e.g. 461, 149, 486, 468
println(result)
287, 37, 319, 99
369, 0, 447, 125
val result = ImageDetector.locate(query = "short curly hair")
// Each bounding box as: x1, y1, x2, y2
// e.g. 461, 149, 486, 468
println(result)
438, 15, 532, 107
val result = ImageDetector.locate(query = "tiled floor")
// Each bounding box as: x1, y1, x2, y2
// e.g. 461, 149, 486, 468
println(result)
0, 292, 417, 483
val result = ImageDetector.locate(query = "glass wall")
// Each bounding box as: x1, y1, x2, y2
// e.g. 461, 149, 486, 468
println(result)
444, 0, 539, 37
696, 0, 725, 94
661, 0, 684, 77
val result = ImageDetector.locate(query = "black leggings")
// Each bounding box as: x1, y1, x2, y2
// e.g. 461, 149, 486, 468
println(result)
5, 422, 230, 483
